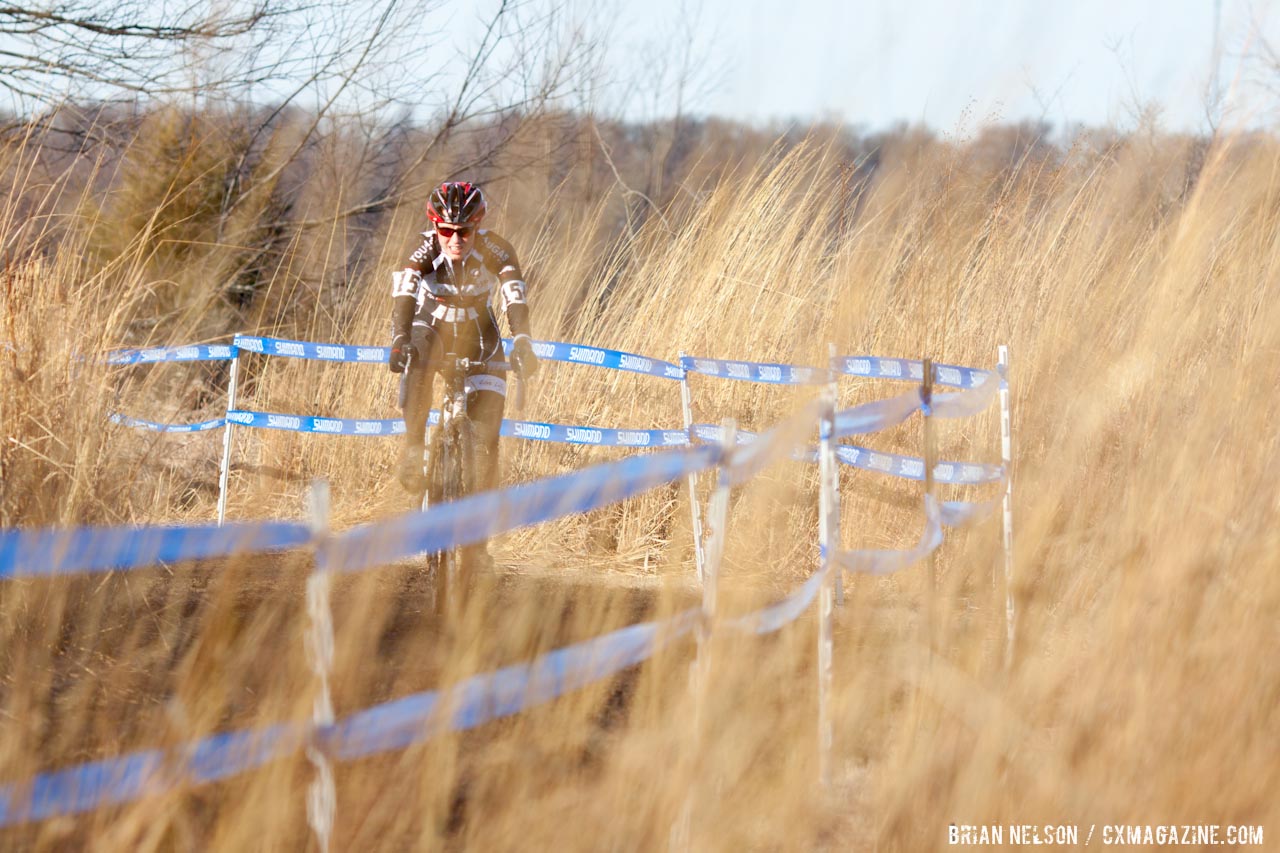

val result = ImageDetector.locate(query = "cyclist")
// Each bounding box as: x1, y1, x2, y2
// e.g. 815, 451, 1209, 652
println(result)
388, 181, 539, 504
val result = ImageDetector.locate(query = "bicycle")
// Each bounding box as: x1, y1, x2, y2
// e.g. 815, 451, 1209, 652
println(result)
400, 349, 523, 617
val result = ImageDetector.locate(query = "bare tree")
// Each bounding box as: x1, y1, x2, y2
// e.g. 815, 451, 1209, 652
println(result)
0, 0, 610, 342
0, 1, 292, 105
2, 0, 600, 148
579, 0, 723, 235
275, 0, 602, 227
3, 0, 603, 225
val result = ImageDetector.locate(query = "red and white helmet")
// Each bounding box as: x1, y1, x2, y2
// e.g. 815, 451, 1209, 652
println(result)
425, 181, 486, 227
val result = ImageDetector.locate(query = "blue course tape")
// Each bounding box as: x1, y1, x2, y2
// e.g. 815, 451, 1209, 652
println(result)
223, 409, 690, 447
0, 722, 302, 827
726, 567, 826, 635
693, 421, 1003, 485
680, 355, 830, 385
0, 609, 699, 827
725, 401, 825, 485
0, 403, 994, 825
104, 344, 238, 365
322, 608, 699, 760
0, 442, 729, 814
109, 414, 227, 433
691, 424, 758, 445
233, 335, 390, 364
834, 492, 1004, 578
831, 389, 922, 438
939, 496, 1001, 527
834, 446, 1004, 485
0, 748, 167, 825
233, 335, 682, 377
0, 486, 998, 826
726, 492, 999, 634
225, 410, 407, 436
501, 419, 689, 448
0, 381, 1001, 824
0, 521, 312, 578
931, 373, 1000, 418
503, 338, 684, 380
220, 396, 987, 468
833, 356, 992, 389
329, 444, 723, 574
224, 408, 694, 449
836, 496, 944, 576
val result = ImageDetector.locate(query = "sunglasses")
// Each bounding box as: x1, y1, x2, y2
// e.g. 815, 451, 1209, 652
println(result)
436, 225, 474, 240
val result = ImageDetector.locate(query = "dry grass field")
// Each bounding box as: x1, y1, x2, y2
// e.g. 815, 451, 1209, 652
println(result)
1, 115, 1277, 850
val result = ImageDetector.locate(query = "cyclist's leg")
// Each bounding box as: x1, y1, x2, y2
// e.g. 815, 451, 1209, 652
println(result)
397, 321, 442, 492
457, 370, 504, 572
471, 322, 508, 493
468, 378, 506, 492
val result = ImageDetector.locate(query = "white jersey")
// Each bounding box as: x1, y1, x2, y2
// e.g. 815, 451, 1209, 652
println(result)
391, 229, 527, 318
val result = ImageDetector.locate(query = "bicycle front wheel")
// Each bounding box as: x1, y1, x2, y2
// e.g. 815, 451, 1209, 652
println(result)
430, 418, 477, 617
440, 419, 476, 503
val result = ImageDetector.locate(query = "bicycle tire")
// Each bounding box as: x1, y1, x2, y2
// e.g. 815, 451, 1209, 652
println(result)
429, 417, 478, 617
423, 427, 443, 512
425, 425, 448, 614
445, 418, 478, 610
443, 418, 477, 502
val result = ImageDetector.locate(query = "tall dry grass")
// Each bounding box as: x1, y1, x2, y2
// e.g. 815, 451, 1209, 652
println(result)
1, 115, 1277, 850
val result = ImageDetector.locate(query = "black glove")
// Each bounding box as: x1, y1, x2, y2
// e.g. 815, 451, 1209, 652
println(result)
389, 334, 415, 373
510, 334, 539, 378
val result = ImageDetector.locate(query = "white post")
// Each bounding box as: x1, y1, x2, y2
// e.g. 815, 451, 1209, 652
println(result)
922, 358, 938, 653
817, 388, 837, 788
673, 417, 731, 851
701, 417, 732, 645
216, 351, 240, 526
827, 343, 844, 607
999, 345, 1015, 669
679, 352, 707, 585
305, 481, 336, 853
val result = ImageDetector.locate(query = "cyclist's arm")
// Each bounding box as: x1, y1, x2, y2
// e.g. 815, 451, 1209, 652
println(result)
390, 233, 435, 339
479, 231, 531, 338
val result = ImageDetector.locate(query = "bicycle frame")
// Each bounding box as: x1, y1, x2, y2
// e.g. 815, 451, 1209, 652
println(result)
400, 350, 520, 617
435, 355, 516, 436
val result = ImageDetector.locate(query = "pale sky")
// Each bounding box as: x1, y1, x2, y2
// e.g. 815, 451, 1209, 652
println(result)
600, 0, 1280, 132
5, 0, 1277, 133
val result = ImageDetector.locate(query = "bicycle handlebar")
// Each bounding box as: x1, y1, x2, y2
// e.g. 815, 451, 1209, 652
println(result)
460, 358, 525, 413
402, 352, 525, 413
